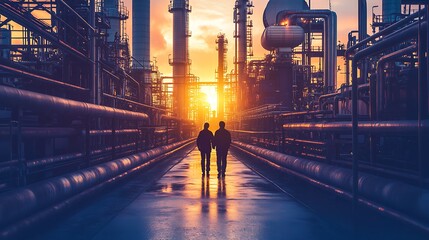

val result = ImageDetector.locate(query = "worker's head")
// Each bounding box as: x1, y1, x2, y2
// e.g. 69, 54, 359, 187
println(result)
219, 121, 225, 129
203, 122, 209, 129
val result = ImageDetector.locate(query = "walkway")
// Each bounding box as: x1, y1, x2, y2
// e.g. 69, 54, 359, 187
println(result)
36, 148, 345, 239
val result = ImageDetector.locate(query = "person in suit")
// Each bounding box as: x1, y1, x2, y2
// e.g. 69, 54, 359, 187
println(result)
212, 121, 231, 178
197, 122, 214, 176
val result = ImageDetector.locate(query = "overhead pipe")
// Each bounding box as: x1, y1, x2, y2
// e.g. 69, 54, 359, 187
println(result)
283, 120, 429, 133
376, 45, 417, 120
0, 85, 149, 121
351, 20, 426, 207
278, 10, 337, 89
0, 61, 88, 92
345, 10, 425, 84
0, 2, 88, 61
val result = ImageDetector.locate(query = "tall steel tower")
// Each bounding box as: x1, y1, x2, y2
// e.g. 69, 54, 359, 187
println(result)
169, 0, 192, 119
234, 0, 253, 110
216, 33, 228, 120
132, 0, 151, 104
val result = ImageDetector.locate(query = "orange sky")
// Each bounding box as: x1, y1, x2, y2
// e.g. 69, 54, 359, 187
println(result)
124, 0, 382, 84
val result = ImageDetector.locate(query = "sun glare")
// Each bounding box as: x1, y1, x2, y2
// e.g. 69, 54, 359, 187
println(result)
200, 86, 218, 112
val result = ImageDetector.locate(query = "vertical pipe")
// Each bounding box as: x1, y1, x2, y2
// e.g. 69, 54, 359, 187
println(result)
90, 0, 97, 104
352, 59, 359, 207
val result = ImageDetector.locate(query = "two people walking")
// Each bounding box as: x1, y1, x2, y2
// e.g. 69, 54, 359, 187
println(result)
196, 121, 231, 178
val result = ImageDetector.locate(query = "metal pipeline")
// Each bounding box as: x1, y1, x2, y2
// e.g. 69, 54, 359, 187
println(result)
345, 9, 425, 84
376, 45, 417, 120
233, 141, 429, 230
0, 85, 149, 121
278, 10, 337, 88
0, 139, 195, 237
351, 21, 426, 204
283, 120, 429, 133
0, 127, 78, 138
0, 61, 88, 92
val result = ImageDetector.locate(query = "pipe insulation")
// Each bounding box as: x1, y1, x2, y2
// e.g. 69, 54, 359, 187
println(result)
233, 141, 429, 224
0, 139, 194, 232
0, 85, 149, 120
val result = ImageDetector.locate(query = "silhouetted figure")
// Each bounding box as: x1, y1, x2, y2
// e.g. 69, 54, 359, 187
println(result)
213, 121, 231, 178
197, 122, 213, 175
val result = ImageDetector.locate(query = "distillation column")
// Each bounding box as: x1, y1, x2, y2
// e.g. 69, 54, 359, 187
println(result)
234, 0, 253, 110
169, 0, 191, 119
216, 34, 228, 120
132, 0, 152, 104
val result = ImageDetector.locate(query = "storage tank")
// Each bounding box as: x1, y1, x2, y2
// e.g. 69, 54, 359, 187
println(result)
263, 0, 309, 27
382, 0, 401, 23
261, 25, 305, 51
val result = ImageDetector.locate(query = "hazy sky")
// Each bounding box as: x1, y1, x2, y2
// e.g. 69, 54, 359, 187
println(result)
124, 0, 382, 82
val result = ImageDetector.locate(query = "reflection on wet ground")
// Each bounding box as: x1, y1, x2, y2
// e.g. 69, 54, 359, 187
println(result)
89, 149, 337, 240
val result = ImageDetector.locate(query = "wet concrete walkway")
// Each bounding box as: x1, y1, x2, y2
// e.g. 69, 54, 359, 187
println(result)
86, 149, 337, 240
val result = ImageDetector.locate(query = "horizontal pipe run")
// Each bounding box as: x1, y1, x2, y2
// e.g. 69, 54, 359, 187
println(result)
233, 141, 429, 229
0, 85, 149, 121
0, 139, 194, 232
0, 62, 89, 92
0, 127, 78, 138
0, 139, 194, 239
283, 120, 429, 133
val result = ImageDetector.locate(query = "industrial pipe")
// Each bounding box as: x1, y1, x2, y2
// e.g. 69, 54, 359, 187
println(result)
0, 85, 149, 121
233, 141, 429, 231
0, 2, 88, 61
351, 20, 427, 205
345, 10, 425, 84
0, 61, 88, 92
283, 120, 429, 133
376, 45, 417, 120
0, 139, 194, 237
278, 10, 337, 88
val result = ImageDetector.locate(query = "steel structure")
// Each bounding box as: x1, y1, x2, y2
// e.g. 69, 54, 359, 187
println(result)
216, 33, 228, 120
233, 0, 429, 230
169, 0, 192, 119
234, 0, 253, 110
0, 0, 193, 192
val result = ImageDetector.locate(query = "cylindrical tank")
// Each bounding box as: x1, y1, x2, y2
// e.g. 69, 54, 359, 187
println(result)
382, 0, 401, 23
263, 0, 308, 27
132, 0, 150, 70
261, 25, 305, 51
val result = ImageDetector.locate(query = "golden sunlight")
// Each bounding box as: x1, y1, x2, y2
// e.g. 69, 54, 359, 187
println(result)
200, 86, 217, 113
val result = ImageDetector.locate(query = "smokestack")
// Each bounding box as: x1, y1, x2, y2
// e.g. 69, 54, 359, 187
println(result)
132, 0, 150, 69
169, 0, 191, 119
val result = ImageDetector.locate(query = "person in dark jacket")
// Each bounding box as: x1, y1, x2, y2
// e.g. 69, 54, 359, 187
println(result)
197, 122, 214, 176
213, 121, 231, 178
